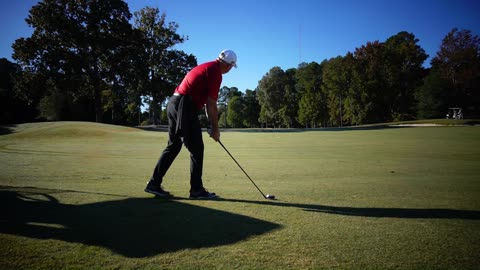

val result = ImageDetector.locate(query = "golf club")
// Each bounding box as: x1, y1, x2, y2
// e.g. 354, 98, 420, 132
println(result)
217, 140, 275, 200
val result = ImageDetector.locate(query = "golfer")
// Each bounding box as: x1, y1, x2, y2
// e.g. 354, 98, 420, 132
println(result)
145, 49, 237, 199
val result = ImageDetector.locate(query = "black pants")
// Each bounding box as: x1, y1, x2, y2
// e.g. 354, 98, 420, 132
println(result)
150, 95, 204, 191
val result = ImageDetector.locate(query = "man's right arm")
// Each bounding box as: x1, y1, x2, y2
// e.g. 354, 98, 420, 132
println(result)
206, 97, 220, 142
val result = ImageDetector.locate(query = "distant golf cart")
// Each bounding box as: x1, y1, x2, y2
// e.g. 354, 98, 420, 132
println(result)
446, 107, 463, 119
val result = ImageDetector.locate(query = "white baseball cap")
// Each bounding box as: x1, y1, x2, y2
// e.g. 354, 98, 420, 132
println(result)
218, 49, 237, 68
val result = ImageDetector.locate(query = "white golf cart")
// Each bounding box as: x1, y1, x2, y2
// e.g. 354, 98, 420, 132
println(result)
446, 107, 463, 119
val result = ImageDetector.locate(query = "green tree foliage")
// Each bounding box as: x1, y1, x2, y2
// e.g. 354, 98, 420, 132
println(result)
0, 59, 37, 124
415, 70, 450, 118
0, 59, 18, 123
242, 89, 260, 128
133, 7, 196, 124
343, 34, 428, 124
223, 89, 260, 128
9, 1, 194, 125
383, 31, 428, 121
227, 96, 244, 128
13, 0, 134, 122
322, 54, 353, 126
217, 86, 242, 127
257, 67, 286, 127
298, 87, 322, 127
255, 68, 297, 127
217, 86, 229, 127
350, 41, 389, 124
280, 68, 299, 128
429, 28, 480, 116
296, 62, 325, 127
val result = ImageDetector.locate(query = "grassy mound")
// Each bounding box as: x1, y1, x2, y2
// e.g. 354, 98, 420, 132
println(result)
3, 121, 142, 139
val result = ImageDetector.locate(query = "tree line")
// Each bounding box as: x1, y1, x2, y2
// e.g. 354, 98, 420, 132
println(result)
1, 0, 479, 127
1, 0, 196, 126
223, 29, 480, 128
115, 27, 480, 128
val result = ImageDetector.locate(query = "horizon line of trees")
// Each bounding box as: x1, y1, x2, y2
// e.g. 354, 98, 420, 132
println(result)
218, 28, 480, 128
1, 0, 479, 127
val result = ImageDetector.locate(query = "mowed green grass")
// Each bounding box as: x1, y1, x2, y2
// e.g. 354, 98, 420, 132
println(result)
0, 122, 479, 269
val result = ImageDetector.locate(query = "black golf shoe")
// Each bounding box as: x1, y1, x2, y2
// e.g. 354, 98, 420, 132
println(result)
145, 182, 172, 197
189, 188, 217, 199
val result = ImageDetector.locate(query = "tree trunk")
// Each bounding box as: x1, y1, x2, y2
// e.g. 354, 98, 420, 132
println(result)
93, 73, 102, 122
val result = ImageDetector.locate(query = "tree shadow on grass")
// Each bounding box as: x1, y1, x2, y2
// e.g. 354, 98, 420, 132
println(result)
0, 186, 281, 258
216, 198, 480, 220
0, 125, 16, 135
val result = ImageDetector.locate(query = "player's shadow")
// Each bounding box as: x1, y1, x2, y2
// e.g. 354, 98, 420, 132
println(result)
0, 187, 280, 258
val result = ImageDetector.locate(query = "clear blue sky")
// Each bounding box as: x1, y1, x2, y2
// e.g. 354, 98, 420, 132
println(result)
1, 0, 479, 93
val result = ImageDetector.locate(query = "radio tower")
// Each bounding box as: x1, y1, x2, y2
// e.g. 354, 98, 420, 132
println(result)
299, 24, 302, 64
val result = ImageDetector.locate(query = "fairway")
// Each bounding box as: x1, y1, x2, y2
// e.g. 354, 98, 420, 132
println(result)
1, 122, 479, 269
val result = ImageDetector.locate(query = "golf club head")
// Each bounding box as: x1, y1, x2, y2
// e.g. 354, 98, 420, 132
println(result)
265, 194, 275, 200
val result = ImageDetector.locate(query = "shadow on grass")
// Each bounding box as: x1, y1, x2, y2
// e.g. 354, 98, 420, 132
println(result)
464, 120, 480, 125
0, 125, 16, 135
215, 198, 480, 220
0, 186, 280, 258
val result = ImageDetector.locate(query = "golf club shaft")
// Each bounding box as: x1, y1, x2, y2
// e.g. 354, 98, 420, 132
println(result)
218, 140, 267, 198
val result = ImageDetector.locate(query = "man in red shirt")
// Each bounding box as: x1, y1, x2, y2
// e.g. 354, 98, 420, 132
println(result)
145, 49, 237, 199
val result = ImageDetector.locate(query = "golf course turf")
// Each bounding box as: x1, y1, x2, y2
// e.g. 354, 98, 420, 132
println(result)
1, 121, 479, 269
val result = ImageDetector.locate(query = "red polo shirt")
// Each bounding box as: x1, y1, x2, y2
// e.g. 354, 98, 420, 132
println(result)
174, 60, 222, 109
